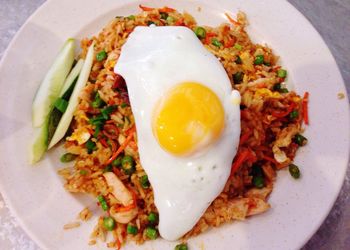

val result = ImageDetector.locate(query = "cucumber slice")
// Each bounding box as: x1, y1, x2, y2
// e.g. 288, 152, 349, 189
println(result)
59, 59, 84, 97
32, 38, 75, 127
48, 42, 95, 149
29, 120, 49, 164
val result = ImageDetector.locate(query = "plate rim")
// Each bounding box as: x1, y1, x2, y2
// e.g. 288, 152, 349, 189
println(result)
0, 0, 349, 249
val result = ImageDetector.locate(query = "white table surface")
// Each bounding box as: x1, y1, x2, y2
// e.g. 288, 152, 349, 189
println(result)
0, 0, 349, 249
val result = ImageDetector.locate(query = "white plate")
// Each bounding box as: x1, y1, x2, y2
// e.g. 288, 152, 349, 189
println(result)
0, 0, 349, 249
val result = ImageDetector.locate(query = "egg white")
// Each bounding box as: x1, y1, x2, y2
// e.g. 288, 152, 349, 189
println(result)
115, 26, 241, 240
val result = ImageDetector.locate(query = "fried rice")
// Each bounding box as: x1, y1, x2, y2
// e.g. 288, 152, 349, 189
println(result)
58, 5, 308, 249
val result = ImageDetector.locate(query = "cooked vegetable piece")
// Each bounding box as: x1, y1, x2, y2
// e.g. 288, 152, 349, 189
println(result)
166, 16, 175, 24
80, 170, 88, 175
273, 83, 289, 93
112, 155, 123, 167
289, 164, 301, 179
140, 175, 150, 189
277, 69, 287, 78
148, 212, 158, 224
160, 12, 169, 20
103, 165, 113, 172
127, 224, 138, 235
145, 227, 158, 239
103, 216, 116, 231
234, 43, 242, 50
253, 175, 265, 188
289, 110, 299, 120
96, 50, 107, 61
97, 195, 109, 211
54, 98, 68, 113
127, 15, 135, 20
175, 243, 189, 250
293, 134, 308, 146
32, 38, 75, 127
233, 72, 244, 84
60, 153, 77, 163
211, 38, 222, 47
92, 92, 105, 108
254, 55, 264, 65
194, 27, 206, 39
235, 56, 242, 64
101, 105, 118, 120
48, 42, 95, 149
86, 139, 97, 154
121, 155, 136, 175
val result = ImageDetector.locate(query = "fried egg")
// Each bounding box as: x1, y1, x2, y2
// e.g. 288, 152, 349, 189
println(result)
114, 26, 241, 240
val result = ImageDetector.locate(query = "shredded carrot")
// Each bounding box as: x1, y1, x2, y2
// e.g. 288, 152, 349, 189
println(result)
106, 126, 136, 165
204, 32, 216, 44
271, 102, 295, 118
239, 130, 252, 145
108, 139, 117, 153
113, 166, 121, 176
225, 13, 239, 26
302, 92, 309, 125
240, 109, 250, 120
231, 149, 253, 175
175, 18, 184, 26
139, 4, 154, 11
262, 155, 278, 165
115, 239, 121, 250
129, 141, 138, 151
159, 6, 176, 13
99, 138, 109, 148
224, 38, 235, 48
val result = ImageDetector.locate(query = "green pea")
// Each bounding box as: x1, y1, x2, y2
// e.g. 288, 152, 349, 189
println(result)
103, 216, 116, 231
273, 83, 289, 93
121, 155, 136, 175
145, 227, 158, 239
293, 134, 308, 146
140, 175, 150, 189
233, 71, 244, 84
211, 38, 222, 47
277, 69, 288, 78
127, 224, 138, 235
253, 175, 265, 188
175, 243, 189, 250
289, 110, 299, 120
147, 212, 158, 224
112, 155, 123, 167
97, 195, 109, 211
80, 169, 88, 175
254, 55, 264, 65
60, 153, 77, 163
289, 164, 301, 179
234, 43, 242, 50
194, 27, 206, 39
166, 16, 175, 24
96, 50, 107, 61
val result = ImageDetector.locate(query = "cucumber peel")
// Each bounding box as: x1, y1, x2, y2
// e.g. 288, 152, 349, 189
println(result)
48, 42, 95, 149
32, 39, 75, 127
29, 119, 49, 164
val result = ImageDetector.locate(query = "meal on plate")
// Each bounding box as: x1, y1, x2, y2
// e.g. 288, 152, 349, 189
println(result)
30, 5, 309, 249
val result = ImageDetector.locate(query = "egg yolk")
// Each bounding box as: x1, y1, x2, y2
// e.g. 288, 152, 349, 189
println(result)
153, 82, 225, 156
